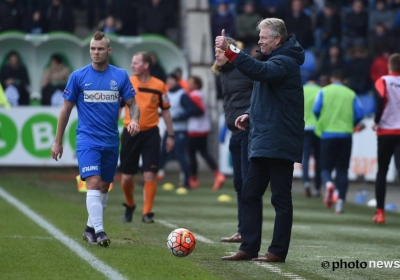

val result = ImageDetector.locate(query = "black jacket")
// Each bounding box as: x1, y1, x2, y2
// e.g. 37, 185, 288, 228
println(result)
219, 62, 253, 135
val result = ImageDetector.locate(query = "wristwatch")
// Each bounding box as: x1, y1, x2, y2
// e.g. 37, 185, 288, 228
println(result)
167, 134, 175, 139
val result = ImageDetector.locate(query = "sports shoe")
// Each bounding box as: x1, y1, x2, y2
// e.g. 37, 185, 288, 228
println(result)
82, 227, 97, 245
122, 203, 136, 222
142, 212, 154, 223
372, 208, 385, 224
189, 176, 199, 189
212, 172, 226, 191
324, 181, 335, 208
96, 231, 111, 247
335, 199, 344, 214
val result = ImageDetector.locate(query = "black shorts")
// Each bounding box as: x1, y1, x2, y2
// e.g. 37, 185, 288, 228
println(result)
119, 126, 161, 175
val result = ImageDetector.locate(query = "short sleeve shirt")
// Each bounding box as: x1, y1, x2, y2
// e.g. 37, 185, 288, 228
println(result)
63, 64, 135, 147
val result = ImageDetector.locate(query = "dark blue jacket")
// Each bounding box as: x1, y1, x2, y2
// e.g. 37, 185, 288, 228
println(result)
231, 35, 305, 163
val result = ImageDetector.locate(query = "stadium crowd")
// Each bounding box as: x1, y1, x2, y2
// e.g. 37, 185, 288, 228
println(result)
0, 0, 399, 106
211, 0, 400, 99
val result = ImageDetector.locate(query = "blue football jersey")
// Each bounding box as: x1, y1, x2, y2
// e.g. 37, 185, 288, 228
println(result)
63, 64, 135, 147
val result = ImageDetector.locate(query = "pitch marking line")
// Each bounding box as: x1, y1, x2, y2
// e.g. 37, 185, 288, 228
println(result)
158, 220, 214, 243
159, 220, 307, 280
254, 262, 307, 280
2, 234, 53, 240
0, 187, 127, 280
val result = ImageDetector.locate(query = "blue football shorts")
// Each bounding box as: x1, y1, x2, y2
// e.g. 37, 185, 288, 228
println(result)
76, 145, 119, 182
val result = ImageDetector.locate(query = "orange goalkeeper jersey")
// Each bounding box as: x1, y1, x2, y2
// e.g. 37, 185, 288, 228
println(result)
124, 75, 170, 130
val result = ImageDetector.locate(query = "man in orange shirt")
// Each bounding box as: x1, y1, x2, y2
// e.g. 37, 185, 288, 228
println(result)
120, 51, 174, 223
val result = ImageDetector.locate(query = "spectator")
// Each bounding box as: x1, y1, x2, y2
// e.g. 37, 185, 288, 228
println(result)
0, 0, 25, 32
86, 0, 107, 30
342, 0, 369, 49
40, 53, 71, 106
391, 7, 400, 47
45, 0, 75, 33
235, 0, 261, 14
315, 3, 342, 50
316, 44, 345, 81
285, 0, 314, 50
0, 51, 30, 106
259, 0, 287, 19
370, 48, 391, 83
25, 10, 46, 34
235, 1, 261, 50
344, 45, 373, 95
149, 51, 167, 82
113, 0, 139, 36
368, 0, 395, 32
138, 0, 175, 36
313, 69, 364, 214
368, 22, 395, 57
211, 0, 236, 42
97, 15, 123, 35
187, 75, 226, 190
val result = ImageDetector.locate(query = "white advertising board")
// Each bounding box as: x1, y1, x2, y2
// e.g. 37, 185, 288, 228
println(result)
0, 107, 79, 166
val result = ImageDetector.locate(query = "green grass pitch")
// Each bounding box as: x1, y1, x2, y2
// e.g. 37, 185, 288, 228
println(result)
0, 168, 399, 280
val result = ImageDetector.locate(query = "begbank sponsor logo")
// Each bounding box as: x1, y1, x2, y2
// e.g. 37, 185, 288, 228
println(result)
84, 90, 119, 102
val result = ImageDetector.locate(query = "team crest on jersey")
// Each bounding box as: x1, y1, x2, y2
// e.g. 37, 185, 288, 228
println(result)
151, 96, 157, 103
110, 79, 118, 90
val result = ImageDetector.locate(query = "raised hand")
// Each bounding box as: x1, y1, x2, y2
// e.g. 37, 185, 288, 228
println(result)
215, 29, 228, 51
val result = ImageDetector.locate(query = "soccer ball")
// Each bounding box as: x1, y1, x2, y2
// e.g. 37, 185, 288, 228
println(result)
167, 228, 196, 257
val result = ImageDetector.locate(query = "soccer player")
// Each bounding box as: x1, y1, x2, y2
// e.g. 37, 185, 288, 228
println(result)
51, 31, 140, 247
302, 74, 322, 197
186, 75, 226, 190
372, 53, 400, 224
120, 51, 174, 224
157, 73, 203, 189
313, 70, 364, 214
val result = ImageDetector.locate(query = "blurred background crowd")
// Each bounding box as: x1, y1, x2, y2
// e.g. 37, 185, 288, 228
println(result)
1, 0, 400, 107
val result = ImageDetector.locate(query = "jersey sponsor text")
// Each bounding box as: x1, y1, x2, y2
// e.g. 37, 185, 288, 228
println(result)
84, 90, 119, 102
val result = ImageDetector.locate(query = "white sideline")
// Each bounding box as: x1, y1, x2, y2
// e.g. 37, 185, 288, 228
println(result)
254, 262, 307, 280
159, 220, 307, 280
0, 187, 127, 280
158, 220, 214, 244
